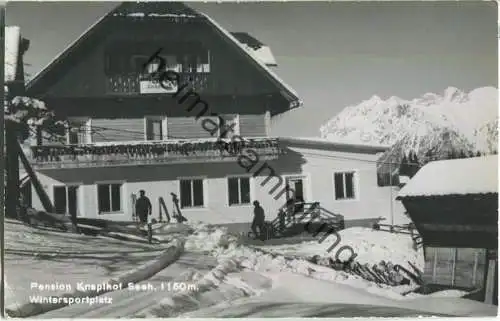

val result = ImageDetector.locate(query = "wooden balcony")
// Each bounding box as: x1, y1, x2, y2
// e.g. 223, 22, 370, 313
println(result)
28, 138, 282, 169
106, 72, 209, 95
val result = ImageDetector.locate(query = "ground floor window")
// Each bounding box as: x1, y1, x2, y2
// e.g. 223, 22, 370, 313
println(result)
334, 171, 356, 200
228, 177, 251, 206
180, 179, 204, 208
97, 183, 122, 213
53, 185, 80, 216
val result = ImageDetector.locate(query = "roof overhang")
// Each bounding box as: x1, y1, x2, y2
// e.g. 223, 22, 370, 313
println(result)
280, 137, 390, 154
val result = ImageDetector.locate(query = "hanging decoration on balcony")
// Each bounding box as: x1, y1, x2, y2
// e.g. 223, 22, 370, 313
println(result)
139, 58, 179, 94
30, 138, 282, 168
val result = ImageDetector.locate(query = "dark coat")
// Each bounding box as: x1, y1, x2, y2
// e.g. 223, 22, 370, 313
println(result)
135, 196, 152, 216
253, 205, 265, 222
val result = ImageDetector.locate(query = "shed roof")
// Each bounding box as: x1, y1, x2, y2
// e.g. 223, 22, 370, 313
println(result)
397, 155, 498, 198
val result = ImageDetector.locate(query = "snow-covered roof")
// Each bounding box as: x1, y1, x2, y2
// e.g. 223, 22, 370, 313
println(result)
231, 32, 277, 66
203, 13, 301, 109
5, 26, 21, 82
111, 2, 200, 18
280, 136, 390, 153
398, 155, 498, 198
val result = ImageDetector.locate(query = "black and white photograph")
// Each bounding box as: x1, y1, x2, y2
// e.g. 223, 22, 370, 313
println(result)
2, 1, 498, 318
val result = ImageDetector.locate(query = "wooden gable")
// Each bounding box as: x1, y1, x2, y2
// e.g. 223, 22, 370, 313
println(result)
26, 2, 301, 115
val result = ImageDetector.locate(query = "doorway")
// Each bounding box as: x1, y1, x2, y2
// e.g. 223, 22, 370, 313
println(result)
285, 176, 308, 214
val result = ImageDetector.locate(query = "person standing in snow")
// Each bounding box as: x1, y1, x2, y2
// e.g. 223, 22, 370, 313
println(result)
136, 190, 152, 224
251, 200, 266, 240
135, 190, 153, 243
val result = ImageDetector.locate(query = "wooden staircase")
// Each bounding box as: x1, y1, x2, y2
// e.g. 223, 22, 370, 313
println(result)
267, 202, 345, 238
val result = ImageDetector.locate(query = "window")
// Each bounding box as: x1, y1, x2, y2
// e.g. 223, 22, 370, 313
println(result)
180, 179, 204, 208
97, 183, 122, 213
53, 185, 79, 216
334, 172, 356, 200
135, 55, 181, 75
66, 118, 91, 145
145, 118, 164, 141
228, 177, 251, 206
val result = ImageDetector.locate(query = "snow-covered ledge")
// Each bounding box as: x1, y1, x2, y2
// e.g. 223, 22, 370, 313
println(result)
28, 137, 283, 169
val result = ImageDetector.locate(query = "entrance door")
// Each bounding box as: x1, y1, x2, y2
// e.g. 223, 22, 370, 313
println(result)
285, 176, 307, 213
286, 176, 306, 201
67, 186, 79, 219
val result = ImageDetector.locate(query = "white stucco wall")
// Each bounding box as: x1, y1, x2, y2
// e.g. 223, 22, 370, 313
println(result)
30, 145, 409, 227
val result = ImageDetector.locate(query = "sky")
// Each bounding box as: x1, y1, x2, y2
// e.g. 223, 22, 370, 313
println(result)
5, 1, 498, 137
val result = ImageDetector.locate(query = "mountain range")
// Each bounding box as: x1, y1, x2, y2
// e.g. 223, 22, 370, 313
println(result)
320, 86, 498, 159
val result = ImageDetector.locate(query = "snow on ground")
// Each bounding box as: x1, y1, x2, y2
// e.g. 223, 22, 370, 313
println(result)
182, 224, 423, 301
6, 219, 493, 317
4, 219, 175, 312
181, 272, 497, 317
256, 227, 424, 271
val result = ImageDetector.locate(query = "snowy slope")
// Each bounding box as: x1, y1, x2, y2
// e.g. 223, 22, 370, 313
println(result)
320, 87, 498, 155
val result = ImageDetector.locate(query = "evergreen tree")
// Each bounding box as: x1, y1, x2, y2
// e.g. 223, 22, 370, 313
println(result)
399, 153, 409, 176
476, 151, 482, 157
408, 152, 420, 177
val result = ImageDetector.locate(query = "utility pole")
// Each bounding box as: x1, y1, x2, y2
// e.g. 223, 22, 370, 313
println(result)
5, 120, 20, 219
1, 5, 7, 314
390, 162, 394, 226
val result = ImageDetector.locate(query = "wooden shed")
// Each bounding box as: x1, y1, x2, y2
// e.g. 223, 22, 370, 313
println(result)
397, 155, 498, 305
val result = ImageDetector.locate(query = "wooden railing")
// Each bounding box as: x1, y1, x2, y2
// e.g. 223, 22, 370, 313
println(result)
28, 138, 282, 169
106, 72, 210, 95
267, 201, 345, 238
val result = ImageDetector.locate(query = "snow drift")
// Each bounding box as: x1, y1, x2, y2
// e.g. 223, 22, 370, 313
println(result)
184, 224, 424, 300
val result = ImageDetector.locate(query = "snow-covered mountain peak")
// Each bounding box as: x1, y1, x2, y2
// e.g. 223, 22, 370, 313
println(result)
443, 86, 469, 103
320, 86, 498, 156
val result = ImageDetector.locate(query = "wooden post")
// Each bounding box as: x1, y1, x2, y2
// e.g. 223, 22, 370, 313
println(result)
36, 127, 42, 146
17, 140, 54, 212
451, 248, 458, 287
484, 258, 496, 304
432, 247, 438, 283
131, 193, 137, 223
5, 121, 20, 219
472, 251, 479, 286
1, 7, 6, 314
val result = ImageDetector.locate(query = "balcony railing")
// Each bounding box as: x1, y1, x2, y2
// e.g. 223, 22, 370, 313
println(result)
28, 138, 282, 169
106, 72, 209, 95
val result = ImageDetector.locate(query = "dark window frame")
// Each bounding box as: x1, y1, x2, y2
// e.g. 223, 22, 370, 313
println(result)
97, 183, 122, 214
334, 171, 356, 200
179, 178, 205, 209
227, 176, 251, 206
53, 185, 80, 216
